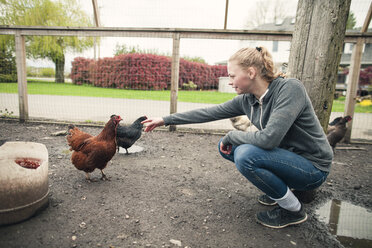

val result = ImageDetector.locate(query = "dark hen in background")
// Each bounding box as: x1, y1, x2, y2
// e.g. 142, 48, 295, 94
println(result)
116, 116, 147, 154
327, 115, 352, 151
327, 116, 343, 134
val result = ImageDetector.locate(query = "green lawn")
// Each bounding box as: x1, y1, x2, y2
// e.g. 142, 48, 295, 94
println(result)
0, 81, 371, 113
0, 81, 236, 104
332, 96, 372, 113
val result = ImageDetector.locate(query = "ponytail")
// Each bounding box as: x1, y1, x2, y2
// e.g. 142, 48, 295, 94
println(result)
229, 46, 283, 82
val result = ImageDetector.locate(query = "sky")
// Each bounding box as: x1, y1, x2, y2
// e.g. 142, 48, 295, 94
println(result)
29, 0, 371, 71
72, 0, 299, 66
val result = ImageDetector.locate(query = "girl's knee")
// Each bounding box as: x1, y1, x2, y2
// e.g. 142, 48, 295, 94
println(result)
234, 144, 260, 171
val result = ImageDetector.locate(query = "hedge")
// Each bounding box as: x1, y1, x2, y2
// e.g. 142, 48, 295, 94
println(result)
70, 53, 227, 90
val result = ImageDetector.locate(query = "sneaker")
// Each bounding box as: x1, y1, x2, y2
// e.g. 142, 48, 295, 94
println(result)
258, 194, 277, 206
255, 204, 308, 228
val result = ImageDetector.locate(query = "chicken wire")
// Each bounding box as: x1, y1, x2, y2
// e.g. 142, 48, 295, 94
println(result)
0, 31, 371, 142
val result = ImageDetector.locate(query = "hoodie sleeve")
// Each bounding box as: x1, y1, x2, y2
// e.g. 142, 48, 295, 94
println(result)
163, 95, 245, 125
222, 81, 306, 150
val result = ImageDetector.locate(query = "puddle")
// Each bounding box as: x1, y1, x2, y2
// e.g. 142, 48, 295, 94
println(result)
316, 199, 372, 248
118, 145, 144, 154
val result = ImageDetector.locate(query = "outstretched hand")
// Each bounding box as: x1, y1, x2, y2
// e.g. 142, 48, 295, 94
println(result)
141, 117, 165, 132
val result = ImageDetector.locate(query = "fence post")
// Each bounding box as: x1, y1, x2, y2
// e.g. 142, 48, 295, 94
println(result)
92, 0, 101, 60
169, 33, 180, 131
343, 39, 363, 143
343, 3, 371, 142
15, 32, 28, 122
224, 0, 229, 29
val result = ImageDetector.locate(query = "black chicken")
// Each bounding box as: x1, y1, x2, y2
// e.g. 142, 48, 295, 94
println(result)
116, 116, 147, 154
327, 115, 352, 151
327, 116, 342, 134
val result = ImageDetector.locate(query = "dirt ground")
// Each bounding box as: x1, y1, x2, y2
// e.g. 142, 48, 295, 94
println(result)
0, 119, 371, 248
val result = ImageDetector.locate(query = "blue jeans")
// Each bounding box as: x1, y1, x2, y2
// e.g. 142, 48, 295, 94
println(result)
218, 140, 329, 199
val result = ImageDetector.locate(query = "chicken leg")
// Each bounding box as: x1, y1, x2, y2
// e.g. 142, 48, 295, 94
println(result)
100, 169, 110, 181
85, 172, 91, 181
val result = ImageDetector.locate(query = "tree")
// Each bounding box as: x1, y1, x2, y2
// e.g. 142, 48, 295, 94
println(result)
346, 11, 357, 30
245, 0, 296, 28
114, 44, 207, 64
114, 44, 165, 56
288, 0, 351, 131
0, 0, 94, 83
0, 42, 17, 82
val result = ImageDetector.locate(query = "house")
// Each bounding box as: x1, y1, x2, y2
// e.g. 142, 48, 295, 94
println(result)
338, 42, 372, 94
237, 17, 295, 72
216, 17, 295, 93
216, 17, 295, 72
217, 18, 371, 96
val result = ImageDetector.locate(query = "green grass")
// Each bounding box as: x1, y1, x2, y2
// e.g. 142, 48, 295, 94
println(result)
332, 96, 372, 113
0, 81, 235, 104
0, 81, 371, 113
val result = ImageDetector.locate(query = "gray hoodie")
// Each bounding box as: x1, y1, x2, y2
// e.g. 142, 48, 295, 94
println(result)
163, 77, 333, 172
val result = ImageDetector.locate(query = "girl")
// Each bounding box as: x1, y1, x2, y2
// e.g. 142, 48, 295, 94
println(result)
142, 46, 333, 228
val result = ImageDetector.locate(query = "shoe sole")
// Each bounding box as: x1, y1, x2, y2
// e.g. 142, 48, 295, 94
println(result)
257, 199, 278, 206
255, 213, 308, 229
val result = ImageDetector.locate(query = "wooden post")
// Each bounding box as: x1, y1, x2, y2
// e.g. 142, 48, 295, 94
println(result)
329, 199, 342, 235
92, 0, 101, 60
169, 33, 180, 131
15, 32, 28, 122
287, 0, 351, 132
343, 39, 363, 143
343, 3, 371, 143
224, 0, 229, 29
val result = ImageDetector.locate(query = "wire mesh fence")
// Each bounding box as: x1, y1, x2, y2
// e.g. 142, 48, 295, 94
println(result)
0, 28, 371, 141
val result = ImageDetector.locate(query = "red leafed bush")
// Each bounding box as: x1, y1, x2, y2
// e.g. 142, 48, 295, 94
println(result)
359, 66, 372, 87
91, 57, 116, 88
70, 57, 95, 85
71, 54, 228, 90
111, 54, 171, 90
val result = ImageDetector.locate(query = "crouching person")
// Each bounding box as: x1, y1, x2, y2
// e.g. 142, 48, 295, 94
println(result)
142, 46, 333, 228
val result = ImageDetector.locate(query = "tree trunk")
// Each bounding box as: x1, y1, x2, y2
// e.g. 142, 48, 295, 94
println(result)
55, 54, 65, 83
288, 0, 351, 132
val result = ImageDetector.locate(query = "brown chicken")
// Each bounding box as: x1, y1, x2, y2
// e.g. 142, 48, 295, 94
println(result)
67, 115, 122, 181
327, 115, 352, 151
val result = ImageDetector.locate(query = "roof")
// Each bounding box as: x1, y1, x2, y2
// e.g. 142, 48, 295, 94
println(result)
254, 17, 295, 31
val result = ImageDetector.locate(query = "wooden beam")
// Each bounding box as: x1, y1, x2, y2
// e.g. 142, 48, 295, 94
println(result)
92, 0, 101, 27
15, 32, 28, 122
169, 33, 180, 132
343, 38, 364, 143
224, 0, 229, 29
0, 26, 370, 42
361, 2, 372, 33
343, 2, 371, 142
92, 0, 101, 60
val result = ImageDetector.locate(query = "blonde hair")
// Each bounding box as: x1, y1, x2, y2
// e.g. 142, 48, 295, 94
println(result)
229, 46, 282, 82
